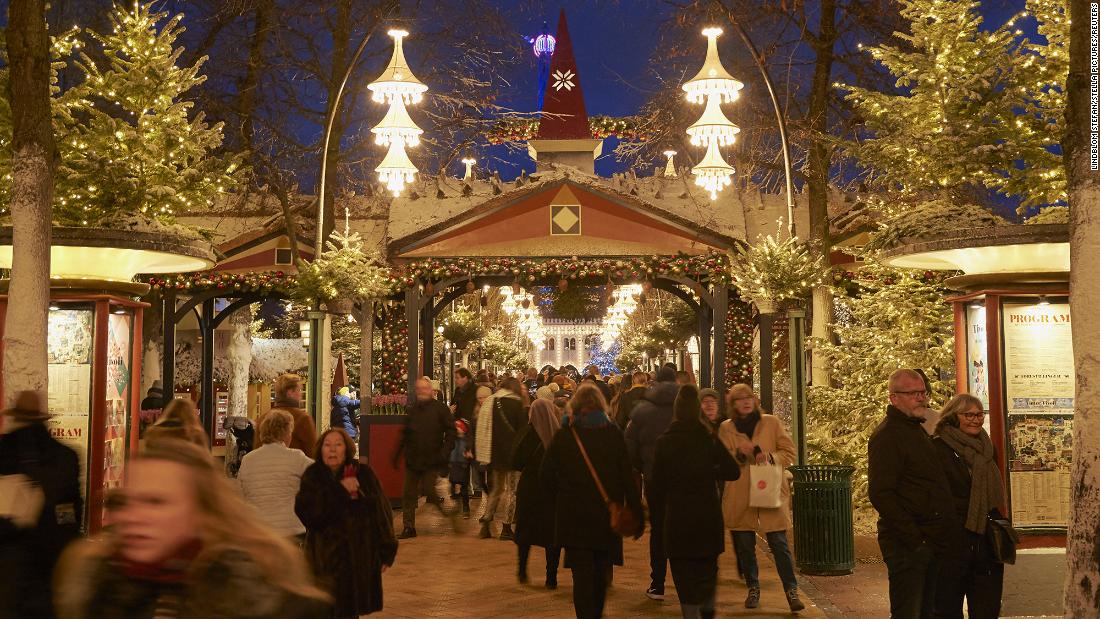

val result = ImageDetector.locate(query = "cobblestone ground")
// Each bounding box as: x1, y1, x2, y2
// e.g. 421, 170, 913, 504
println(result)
376, 492, 826, 618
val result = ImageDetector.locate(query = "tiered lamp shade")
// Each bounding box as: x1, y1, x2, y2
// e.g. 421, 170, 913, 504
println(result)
692, 141, 735, 200
367, 29, 429, 104
376, 141, 418, 196
682, 28, 744, 104
371, 98, 423, 146
687, 94, 741, 147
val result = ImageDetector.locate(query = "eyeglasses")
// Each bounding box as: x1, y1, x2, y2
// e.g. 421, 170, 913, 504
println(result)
891, 390, 930, 397
961, 411, 986, 421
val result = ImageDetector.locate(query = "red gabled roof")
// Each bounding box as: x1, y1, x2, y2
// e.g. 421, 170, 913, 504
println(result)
536, 9, 590, 140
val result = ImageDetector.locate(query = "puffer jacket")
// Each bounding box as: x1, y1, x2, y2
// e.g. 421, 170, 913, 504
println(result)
237, 443, 314, 536
329, 393, 361, 439
623, 380, 679, 478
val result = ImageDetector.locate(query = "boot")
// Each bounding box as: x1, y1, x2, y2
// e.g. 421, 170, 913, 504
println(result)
397, 527, 417, 539
517, 566, 528, 584
745, 586, 760, 609
785, 587, 806, 612
461, 497, 471, 519
478, 522, 492, 539
500, 523, 515, 541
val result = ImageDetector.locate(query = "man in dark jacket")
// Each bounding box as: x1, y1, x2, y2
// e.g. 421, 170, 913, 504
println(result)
0, 391, 82, 619
868, 369, 952, 619
615, 371, 649, 429
624, 363, 679, 601
395, 377, 456, 539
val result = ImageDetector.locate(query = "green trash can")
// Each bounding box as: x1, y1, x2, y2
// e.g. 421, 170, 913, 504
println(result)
789, 465, 855, 575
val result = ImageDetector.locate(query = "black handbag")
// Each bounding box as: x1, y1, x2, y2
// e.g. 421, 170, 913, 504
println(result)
986, 517, 1020, 564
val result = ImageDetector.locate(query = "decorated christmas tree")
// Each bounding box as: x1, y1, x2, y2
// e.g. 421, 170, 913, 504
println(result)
56, 1, 241, 225
839, 0, 1066, 213
807, 256, 955, 517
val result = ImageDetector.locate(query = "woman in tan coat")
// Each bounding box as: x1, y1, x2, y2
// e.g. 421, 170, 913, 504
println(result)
717, 383, 803, 612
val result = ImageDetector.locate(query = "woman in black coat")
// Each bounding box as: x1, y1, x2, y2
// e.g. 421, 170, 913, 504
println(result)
541, 384, 644, 619
931, 394, 1006, 619
296, 429, 398, 618
511, 399, 562, 588
651, 385, 741, 619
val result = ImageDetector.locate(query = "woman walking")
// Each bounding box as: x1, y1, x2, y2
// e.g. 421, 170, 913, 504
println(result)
717, 383, 804, 612
236, 410, 314, 542
541, 384, 643, 619
932, 394, 1006, 619
511, 398, 563, 588
296, 429, 397, 618
55, 439, 327, 618
651, 385, 740, 618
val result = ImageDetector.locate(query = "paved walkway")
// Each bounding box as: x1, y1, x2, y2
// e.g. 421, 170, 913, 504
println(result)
378, 495, 826, 618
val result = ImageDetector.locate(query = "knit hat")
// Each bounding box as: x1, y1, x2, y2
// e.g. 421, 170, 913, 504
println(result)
476, 386, 492, 399
147, 379, 163, 397
536, 384, 559, 400
673, 384, 702, 423
699, 388, 720, 402
0, 391, 50, 423
337, 386, 351, 396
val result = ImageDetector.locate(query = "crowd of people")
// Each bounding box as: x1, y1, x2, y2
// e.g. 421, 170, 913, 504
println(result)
0, 362, 1011, 619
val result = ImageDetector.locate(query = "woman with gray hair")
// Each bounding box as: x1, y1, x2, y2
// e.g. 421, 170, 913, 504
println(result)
511, 398, 562, 588
237, 410, 314, 542
932, 394, 1006, 618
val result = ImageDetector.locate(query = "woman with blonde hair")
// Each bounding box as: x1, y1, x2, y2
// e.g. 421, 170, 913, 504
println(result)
718, 383, 803, 612
932, 394, 1006, 618
237, 410, 314, 542
55, 438, 328, 618
143, 398, 208, 449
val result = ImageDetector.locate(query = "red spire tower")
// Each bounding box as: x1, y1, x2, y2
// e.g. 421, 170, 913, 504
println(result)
528, 9, 604, 173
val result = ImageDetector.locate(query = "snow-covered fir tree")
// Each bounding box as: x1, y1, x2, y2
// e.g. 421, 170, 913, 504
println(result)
57, 1, 241, 225
807, 256, 955, 516
839, 0, 1066, 213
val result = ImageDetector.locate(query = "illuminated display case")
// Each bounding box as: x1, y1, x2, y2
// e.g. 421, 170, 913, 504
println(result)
956, 292, 1071, 539
0, 295, 145, 532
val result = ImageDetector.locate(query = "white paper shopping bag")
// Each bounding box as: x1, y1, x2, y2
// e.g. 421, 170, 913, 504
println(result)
748, 462, 783, 509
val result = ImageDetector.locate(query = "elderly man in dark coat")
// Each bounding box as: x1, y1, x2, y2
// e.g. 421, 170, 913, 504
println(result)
0, 391, 82, 619
651, 385, 741, 619
624, 363, 679, 600
394, 377, 456, 539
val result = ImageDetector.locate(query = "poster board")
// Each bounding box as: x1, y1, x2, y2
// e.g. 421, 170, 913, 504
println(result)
103, 313, 133, 504
964, 304, 991, 433
46, 309, 95, 512
1002, 301, 1074, 527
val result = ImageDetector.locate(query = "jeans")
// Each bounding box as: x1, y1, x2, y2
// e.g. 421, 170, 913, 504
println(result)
479, 468, 519, 524
401, 468, 443, 529
731, 530, 798, 591
645, 479, 667, 589
568, 548, 612, 619
881, 539, 939, 619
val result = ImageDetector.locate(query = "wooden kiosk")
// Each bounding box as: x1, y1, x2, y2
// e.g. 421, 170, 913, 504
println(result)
884, 224, 1071, 545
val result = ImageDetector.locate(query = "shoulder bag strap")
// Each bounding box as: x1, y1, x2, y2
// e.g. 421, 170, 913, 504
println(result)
495, 397, 517, 434
570, 427, 610, 504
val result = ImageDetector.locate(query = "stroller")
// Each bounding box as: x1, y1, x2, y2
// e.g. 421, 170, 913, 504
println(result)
223, 416, 255, 477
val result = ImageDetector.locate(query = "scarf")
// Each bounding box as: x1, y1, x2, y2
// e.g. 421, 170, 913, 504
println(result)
273, 396, 300, 410
733, 409, 761, 438
529, 399, 560, 448
938, 425, 1005, 534
564, 410, 612, 429
118, 539, 202, 584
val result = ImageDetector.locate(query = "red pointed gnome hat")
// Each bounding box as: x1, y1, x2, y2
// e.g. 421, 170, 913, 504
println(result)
536, 9, 591, 140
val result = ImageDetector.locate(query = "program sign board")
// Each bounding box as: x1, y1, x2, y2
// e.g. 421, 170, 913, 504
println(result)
1002, 301, 1073, 527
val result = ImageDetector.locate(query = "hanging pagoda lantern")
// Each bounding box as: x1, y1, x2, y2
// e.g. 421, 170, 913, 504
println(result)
681, 27, 743, 201
367, 30, 428, 197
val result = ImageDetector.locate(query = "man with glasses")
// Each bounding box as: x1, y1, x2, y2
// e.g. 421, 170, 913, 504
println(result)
869, 369, 952, 618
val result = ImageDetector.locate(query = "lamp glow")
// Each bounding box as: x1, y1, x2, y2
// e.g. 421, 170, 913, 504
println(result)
375, 141, 418, 196
692, 141, 736, 200
367, 30, 428, 104
371, 98, 423, 146
682, 27, 744, 104
687, 94, 741, 147
663, 150, 678, 178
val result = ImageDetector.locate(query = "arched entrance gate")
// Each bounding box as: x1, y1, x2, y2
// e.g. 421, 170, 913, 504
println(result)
403, 271, 732, 396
